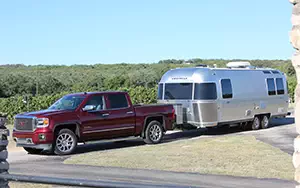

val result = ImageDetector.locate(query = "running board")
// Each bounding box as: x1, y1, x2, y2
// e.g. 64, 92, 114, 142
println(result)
79, 136, 142, 145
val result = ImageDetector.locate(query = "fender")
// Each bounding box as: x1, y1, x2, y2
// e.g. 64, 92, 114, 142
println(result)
53, 121, 81, 138
141, 115, 166, 138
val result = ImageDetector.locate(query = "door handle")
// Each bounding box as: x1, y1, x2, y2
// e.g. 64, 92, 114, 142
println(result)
101, 113, 110, 117
126, 111, 134, 114
226, 101, 230, 104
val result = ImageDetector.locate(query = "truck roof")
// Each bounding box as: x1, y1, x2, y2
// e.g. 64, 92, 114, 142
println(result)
65, 91, 127, 96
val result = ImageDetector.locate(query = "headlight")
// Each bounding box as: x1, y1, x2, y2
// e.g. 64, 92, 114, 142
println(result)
36, 118, 49, 128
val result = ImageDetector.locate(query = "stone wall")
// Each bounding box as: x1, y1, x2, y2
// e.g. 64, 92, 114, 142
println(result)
290, 0, 300, 186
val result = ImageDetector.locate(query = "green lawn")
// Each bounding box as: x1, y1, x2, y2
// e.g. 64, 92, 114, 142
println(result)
65, 135, 294, 180
9, 182, 52, 188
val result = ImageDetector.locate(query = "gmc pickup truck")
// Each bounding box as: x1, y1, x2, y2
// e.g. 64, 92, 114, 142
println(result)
13, 91, 175, 155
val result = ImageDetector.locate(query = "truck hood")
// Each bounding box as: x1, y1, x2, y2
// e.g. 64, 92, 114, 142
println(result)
18, 109, 74, 117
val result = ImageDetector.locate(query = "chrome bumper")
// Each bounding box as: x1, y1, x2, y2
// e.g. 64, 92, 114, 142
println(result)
14, 138, 52, 150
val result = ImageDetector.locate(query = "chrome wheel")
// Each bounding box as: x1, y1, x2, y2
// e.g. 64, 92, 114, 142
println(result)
261, 116, 269, 129
56, 133, 74, 153
252, 117, 260, 130
149, 124, 162, 142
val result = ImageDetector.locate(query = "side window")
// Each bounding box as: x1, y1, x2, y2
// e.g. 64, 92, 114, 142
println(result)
157, 84, 163, 100
108, 94, 129, 109
276, 78, 284, 95
221, 79, 233, 99
267, 78, 276, 96
85, 95, 105, 110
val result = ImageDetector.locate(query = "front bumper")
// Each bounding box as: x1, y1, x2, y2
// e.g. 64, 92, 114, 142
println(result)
15, 141, 52, 150
13, 129, 54, 150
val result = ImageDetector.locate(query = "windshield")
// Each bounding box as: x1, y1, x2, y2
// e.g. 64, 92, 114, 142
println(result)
194, 83, 217, 100
165, 83, 193, 100
48, 95, 86, 110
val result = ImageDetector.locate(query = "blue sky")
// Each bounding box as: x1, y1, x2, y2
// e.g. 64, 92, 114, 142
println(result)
0, 1, 294, 65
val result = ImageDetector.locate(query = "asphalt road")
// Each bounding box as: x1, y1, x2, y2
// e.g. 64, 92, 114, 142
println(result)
8, 116, 297, 188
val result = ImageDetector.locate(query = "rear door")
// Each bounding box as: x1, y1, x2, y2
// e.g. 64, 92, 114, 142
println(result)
106, 93, 136, 137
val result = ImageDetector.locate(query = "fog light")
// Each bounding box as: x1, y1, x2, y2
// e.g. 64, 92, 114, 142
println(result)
39, 134, 46, 141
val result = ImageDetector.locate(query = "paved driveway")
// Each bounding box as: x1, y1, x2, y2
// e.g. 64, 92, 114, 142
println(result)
7, 116, 297, 188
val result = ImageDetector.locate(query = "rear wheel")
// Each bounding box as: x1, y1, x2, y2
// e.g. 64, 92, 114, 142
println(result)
261, 115, 270, 129
144, 121, 164, 144
23, 147, 43, 154
240, 122, 250, 131
251, 116, 261, 130
54, 129, 77, 155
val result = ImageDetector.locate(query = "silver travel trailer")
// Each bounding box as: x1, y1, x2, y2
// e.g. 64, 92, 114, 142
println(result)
157, 62, 289, 130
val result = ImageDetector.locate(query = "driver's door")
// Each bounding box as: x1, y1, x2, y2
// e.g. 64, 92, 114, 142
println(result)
80, 94, 111, 141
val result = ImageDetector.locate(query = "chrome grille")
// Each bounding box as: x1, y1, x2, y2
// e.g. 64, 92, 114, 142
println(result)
14, 117, 35, 131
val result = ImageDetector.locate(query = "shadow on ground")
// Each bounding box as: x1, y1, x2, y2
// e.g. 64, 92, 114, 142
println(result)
40, 117, 295, 156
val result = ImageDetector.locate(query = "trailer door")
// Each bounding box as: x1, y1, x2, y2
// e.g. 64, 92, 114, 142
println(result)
220, 79, 235, 122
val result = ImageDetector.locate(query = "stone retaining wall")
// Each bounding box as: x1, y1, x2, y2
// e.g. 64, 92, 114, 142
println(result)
290, 0, 300, 186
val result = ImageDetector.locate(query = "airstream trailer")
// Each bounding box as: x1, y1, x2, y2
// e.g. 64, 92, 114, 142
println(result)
157, 62, 289, 130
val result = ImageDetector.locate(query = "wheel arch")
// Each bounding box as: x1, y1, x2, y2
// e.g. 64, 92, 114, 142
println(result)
141, 115, 165, 138
53, 122, 81, 139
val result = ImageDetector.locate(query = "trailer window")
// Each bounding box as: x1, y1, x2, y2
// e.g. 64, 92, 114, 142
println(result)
221, 79, 233, 99
271, 70, 280, 74
157, 84, 163, 100
165, 83, 192, 100
276, 78, 284, 95
267, 78, 276, 96
194, 83, 217, 100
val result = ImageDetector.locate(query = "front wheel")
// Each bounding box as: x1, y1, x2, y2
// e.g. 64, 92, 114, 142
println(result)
54, 129, 77, 155
144, 121, 164, 144
23, 147, 43, 154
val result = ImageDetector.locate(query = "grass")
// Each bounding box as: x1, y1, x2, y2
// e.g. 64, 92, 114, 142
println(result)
65, 135, 294, 180
289, 103, 295, 108
9, 182, 52, 188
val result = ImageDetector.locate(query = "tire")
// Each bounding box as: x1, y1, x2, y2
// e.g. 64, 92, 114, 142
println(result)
23, 147, 43, 154
143, 120, 164, 144
261, 115, 270, 129
251, 116, 261, 130
240, 122, 250, 131
54, 129, 77, 155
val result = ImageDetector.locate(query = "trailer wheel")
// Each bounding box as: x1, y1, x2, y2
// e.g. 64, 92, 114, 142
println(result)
261, 115, 270, 129
251, 116, 261, 130
144, 120, 164, 144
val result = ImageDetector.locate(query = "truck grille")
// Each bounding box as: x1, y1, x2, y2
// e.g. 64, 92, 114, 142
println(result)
14, 117, 35, 131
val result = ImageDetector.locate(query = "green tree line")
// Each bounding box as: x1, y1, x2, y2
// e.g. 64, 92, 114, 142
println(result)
0, 59, 296, 121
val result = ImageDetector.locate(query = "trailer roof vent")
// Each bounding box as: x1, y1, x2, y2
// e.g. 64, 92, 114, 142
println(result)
226, 61, 254, 69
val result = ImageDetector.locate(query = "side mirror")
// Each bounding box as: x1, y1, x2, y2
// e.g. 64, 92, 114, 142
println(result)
82, 105, 96, 112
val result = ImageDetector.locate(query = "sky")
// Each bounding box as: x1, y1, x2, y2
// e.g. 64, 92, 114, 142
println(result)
0, 1, 294, 65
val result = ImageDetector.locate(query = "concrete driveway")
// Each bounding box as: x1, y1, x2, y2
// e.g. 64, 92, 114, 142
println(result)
7, 116, 297, 188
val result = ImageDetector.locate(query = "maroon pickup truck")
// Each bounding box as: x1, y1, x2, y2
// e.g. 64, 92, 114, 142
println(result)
12, 91, 175, 155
